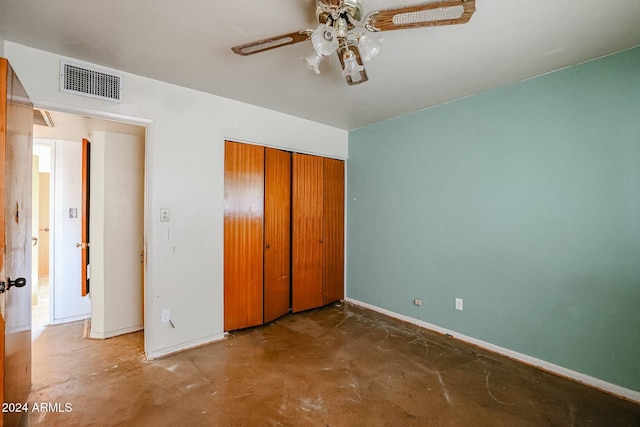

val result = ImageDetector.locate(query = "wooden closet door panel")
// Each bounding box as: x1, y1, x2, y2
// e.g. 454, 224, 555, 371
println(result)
323, 158, 345, 304
292, 153, 324, 312
263, 148, 291, 323
224, 141, 264, 331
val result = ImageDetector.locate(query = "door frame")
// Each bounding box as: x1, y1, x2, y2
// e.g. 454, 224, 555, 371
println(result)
33, 101, 154, 357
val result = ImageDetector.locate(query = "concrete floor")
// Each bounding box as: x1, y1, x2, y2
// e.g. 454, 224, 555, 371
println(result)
31, 277, 49, 341
26, 303, 640, 426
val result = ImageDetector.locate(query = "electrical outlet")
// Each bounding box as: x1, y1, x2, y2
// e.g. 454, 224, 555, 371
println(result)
455, 298, 463, 311
160, 208, 170, 222
413, 298, 422, 306
161, 309, 170, 323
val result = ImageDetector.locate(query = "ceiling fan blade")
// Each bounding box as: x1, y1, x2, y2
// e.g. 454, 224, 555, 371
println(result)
365, 0, 476, 32
231, 30, 312, 56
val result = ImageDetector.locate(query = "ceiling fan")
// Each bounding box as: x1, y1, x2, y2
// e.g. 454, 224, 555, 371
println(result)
231, 0, 476, 85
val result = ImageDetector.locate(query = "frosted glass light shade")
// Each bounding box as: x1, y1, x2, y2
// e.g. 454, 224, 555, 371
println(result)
341, 50, 364, 81
358, 34, 384, 61
303, 52, 324, 74
311, 24, 339, 56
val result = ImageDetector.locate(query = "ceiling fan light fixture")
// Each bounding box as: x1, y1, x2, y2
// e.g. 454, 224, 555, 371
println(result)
311, 24, 339, 56
303, 52, 324, 74
341, 49, 365, 82
358, 33, 384, 61
335, 17, 349, 38
232, 0, 476, 85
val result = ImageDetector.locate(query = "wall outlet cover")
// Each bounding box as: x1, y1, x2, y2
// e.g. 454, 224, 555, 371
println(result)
160, 208, 170, 222
455, 298, 463, 311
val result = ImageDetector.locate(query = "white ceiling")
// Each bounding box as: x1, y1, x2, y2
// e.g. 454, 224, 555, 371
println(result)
2, 0, 640, 130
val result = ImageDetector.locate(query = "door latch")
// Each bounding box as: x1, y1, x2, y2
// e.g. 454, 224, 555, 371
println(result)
0, 277, 27, 294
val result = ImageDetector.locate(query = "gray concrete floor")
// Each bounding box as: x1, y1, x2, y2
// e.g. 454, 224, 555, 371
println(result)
26, 302, 640, 426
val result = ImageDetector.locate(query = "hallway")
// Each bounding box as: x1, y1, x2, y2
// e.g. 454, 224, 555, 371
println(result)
27, 303, 640, 426
31, 277, 49, 341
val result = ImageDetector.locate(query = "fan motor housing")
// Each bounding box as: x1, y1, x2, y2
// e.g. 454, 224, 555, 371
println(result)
316, 0, 364, 25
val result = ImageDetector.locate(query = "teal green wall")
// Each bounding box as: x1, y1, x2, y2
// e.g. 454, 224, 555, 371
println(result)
347, 47, 640, 391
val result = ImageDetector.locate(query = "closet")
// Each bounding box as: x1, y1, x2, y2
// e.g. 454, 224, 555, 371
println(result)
224, 141, 344, 331
291, 154, 345, 312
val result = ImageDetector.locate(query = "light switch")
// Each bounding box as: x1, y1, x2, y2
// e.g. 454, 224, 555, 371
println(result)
160, 208, 170, 222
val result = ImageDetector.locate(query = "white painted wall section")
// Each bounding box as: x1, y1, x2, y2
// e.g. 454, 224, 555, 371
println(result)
89, 132, 144, 339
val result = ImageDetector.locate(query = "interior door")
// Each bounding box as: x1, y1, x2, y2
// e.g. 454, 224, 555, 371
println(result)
263, 148, 291, 323
224, 141, 264, 331
322, 157, 345, 305
80, 138, 90, 296
292, 153, 324, 312
0, 57, 33, 427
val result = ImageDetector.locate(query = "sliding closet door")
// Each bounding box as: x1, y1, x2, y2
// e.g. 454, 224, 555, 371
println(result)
292, 153, 324, 312
323, 158, 345, 305
263, 148, 291, 323
224, 141, 264, 331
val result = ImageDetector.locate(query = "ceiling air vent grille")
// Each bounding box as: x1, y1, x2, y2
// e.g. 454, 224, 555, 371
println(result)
60, 61, 123, 103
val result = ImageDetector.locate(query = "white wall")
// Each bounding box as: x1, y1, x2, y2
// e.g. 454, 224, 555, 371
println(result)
49, 139, 91, 323
5, 42, 349, 358
31, 156, 40, 304
90, 131, 144, 339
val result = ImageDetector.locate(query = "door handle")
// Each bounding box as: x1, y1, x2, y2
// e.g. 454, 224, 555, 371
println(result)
40, 227, 50, 232
32, 236, 39, 246
76, 242, 89, 249
0, 277, 27, 294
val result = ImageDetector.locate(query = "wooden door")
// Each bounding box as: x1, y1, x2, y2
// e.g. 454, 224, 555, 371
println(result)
80, 138, 90, 296
263, 148, 291, 323
224, 141, 264, 331
322, 158, 345, 305
0, 58, 33, 427
292, 153, 324, 312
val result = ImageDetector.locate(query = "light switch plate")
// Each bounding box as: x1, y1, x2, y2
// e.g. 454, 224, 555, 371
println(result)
455, 298, 463, 311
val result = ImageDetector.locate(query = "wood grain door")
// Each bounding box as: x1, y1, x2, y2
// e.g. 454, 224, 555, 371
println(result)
0, 58, 33, 427
224, 141, 264, 331
263, 148, 291, 323
292, 153, 324, 312
80, 138, 90, 296
322, 158, 345, 305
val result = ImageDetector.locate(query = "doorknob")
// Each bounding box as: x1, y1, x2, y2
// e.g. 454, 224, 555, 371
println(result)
40, 227, 50, 232
0, 277, 27, 294
76, 242, 89, 249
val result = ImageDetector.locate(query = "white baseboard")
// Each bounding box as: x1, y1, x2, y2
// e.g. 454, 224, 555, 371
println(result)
147, 333, 226, 360
90, 324, 143, 340
346, 298, 640, 404
51, 313, 91, 325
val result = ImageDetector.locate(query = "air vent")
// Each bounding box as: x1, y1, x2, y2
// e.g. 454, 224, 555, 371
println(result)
60, 61, 123, 103
33, 109, 54, 127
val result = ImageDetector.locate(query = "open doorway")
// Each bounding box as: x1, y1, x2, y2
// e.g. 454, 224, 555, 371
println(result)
31, 141, 52, 339
31, 108, 146, 347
